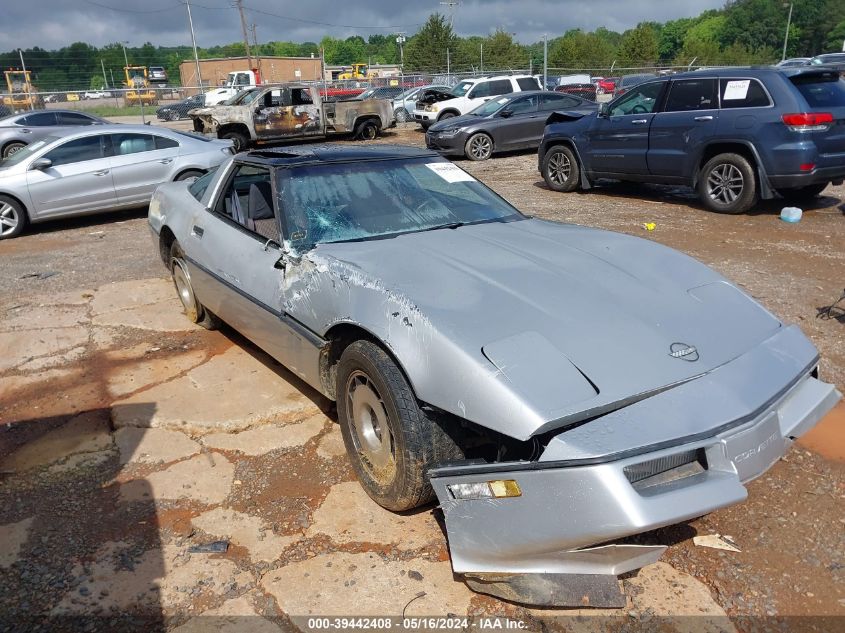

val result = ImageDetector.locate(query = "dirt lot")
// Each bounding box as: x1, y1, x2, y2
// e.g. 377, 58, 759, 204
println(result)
0, 124, 842, 632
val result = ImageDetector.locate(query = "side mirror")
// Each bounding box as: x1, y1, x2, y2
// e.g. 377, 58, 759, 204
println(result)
499, 109, 513, 118
598, 103, 609, 118
30, 158, 52, 171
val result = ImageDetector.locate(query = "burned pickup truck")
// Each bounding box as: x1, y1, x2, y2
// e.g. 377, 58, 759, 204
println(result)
189, 83, 394, 151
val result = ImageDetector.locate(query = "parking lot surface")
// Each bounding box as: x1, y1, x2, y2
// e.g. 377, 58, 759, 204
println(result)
0, 125, 843, 631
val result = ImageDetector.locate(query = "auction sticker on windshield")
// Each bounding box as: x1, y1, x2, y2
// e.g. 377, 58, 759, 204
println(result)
425, 162, 477, 183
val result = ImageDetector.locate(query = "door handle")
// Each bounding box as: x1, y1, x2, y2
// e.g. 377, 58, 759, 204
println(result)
159, 158, 174, 164
631, 119, 648, 125
93, 169, 110, 176
21, 128, 31, 134
694, 115, 714, 122
191, 225, 204, 238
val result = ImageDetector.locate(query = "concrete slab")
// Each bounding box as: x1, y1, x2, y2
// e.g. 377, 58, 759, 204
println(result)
171, 593, 285, 633
0, 368, 74, 403
625, 562, 734, 622
53, 539, 252, 614
107, 349, 207, 398
1, 411, 113, 472
262, 551, 472, 617
0, 517, 34, 569
192, 507, 298, 563
115, 427, 201, 465
112, 347, 322, 434
0, 304, 89, 331
17, 346, 87, 372
92, 278, 200, 332
201, 414, 327, 456
0, 326, 89, 372
316, 423, 347, 460
307, 481, 444, 550
119, 452, 234, 505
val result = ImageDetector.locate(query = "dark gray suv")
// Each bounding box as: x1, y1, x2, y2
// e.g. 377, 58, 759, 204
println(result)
538, 66, 845, 213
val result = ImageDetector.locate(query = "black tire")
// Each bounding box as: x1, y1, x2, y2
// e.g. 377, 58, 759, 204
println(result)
697, 153, 757, 214
221, 130, 249, 152
395, 107, 409, 123
170, 242, 221, 330
175, 169, 204, 181
777, 183, 828, 200
0, 195, 28, 240
465, 132, 493, 161
438, 112, 457, 122
541, 145, 581, 192
2, 142, 26, 159
167, 111, 179, 122
336, 340, 463, 511
355, 120, 380, 141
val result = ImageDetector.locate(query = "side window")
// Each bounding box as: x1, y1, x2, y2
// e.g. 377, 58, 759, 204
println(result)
188, 169, 216, 201
154, 135, 179, 150
262, 89, 286, 107
214, 164, 279, 241
540, 94, 579, 110
291, 88, 313, 105
468, 82, 491, 99
112, 133, 157, 156
507, 95, 538, 114
43, 135, 106, 166
20, 112, 57, 126
719, 79, 771, 108
609, 81, 665, 116
489, 79, 514, 96
516, 77, 541, 91
664, 79, 718, 112
58, 112, 96, 126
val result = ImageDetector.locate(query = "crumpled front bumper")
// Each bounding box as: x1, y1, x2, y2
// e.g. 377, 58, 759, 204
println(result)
430, 326, 840, 604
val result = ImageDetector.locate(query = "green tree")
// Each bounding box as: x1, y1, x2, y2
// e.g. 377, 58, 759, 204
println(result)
405, 13, 457, 72
618, 23, 659, 66
825, 20, 845, 52
548, 30, 616, 69
482, 30, 528, 70
89, 74, 105, 90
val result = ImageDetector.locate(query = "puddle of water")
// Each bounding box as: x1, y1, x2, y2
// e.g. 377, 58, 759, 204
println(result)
797, 400, 845, 462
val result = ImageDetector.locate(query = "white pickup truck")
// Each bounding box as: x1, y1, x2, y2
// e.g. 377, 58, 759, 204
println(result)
204, 71, 259, 105
412, 74, 540, 129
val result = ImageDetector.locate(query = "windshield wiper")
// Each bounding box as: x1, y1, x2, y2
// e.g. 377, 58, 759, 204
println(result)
417, 221, 467, 233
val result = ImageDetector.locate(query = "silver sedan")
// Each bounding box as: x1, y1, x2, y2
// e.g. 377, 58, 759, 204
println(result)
0, 109, 108, 159
0, 124, 233, 239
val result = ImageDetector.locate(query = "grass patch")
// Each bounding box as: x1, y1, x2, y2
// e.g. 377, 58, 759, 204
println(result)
85, 104, 159, 117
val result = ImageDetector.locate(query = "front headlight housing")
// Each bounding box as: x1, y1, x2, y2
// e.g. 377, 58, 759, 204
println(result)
435, 128, 461, 138
424, 103, 440, 112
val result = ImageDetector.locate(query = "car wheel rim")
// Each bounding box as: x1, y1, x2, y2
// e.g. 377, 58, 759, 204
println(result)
363, 125, 376, 140
707, 164, 744, 205
548, 151, 571, 185
346, 370, 395, 477
0, 202, 19, 236
171, 257, 198, 322
470, 136, 491, 159
396, 108, 408, 122
6, 145, 23, 157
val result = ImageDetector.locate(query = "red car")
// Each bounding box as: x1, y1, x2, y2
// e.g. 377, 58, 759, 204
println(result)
595, 77, 617, 95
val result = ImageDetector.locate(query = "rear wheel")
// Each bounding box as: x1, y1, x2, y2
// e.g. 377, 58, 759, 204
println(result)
336, 340, 463, 511
355, 120, 380, 140
777, 183, 828, 200
465, 132, 493, 161
221, 130, 249, 152
541, 145, 580, 192
438, 112, 456, 122
175, 169, 204, 181
395, 107, 409, 123
0, 195, 27, 240
698, 153, 757, 214
2, 142, 26, 158
170, 242, 221, 330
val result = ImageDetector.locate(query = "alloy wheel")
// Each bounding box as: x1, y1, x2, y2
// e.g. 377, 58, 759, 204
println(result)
707, 163, 744, 205
346, 370, 396, 478
548, 151, 572, 185
0, 202, 19, 237
171, 257, 199, 322
469, 135, 492, 160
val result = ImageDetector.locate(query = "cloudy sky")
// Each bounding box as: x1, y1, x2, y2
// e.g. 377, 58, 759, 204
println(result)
6, 0, 726, 50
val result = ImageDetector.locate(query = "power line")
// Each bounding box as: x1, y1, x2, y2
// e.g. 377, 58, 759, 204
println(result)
82, 0, 180, 13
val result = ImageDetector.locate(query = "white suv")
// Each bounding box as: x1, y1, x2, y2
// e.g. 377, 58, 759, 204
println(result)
412, 74, 541, 129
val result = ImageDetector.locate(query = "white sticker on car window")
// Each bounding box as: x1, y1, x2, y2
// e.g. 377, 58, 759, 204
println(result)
723, 80, 750, 100
425, 162, 477, 183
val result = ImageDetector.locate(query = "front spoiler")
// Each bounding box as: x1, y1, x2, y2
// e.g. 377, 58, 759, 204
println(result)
430, 368, 840, 606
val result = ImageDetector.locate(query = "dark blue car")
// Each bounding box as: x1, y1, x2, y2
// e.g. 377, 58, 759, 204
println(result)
538, 66, 845, 213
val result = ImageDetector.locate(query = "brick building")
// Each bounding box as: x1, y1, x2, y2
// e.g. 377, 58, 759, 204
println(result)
179, 56, 323, 88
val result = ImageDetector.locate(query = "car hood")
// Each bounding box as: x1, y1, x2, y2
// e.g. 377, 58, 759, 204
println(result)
429, 113, 486, 131
416, 88, 457, 105
286, 219, 782, 439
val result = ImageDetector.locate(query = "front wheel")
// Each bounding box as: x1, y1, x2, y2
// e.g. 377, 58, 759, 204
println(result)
221, 130, 249, 152
777, 183, 828, 200
170, 242, 221, 330
336, 340, 463, 511
0, 195, 27, 240
2, 142, 26, 158
175, 169, 204, 181
541, 145, 581, 192
698, 153, 757, 214
395, 107, 409, 123
465, 132, 493, 161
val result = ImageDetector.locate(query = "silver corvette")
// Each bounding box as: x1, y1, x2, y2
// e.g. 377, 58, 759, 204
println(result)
148, 144, 840, 606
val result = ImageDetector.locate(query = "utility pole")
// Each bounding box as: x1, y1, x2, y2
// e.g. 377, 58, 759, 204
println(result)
186, 0, 204, 90
480, 42, 483, 74
101, 59, 108, 89
781, 2, 793, 62
543, 34, 548, 90
18, 50, 33, 111
250, 23, 262, 81
235, 0, 253, 69
447, 48, 450, 78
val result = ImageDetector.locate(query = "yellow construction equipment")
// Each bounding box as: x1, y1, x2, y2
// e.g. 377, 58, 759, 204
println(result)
123, 66, 158, 107
337, 63, 376, 80
3, 70, 43, 111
